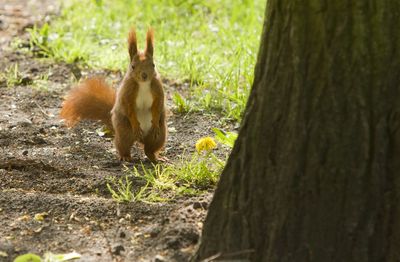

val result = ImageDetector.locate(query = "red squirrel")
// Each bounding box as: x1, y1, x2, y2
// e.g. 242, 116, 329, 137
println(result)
60, 27, 167, 162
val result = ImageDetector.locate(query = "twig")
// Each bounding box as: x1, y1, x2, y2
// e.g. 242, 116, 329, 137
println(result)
34, 101, 52, 118
201, 252, 221, 262
201, 249, 255, 262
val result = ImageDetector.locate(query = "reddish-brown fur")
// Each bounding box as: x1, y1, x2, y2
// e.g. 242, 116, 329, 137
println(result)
60, 78, 115, 129
60, 27, 167, 162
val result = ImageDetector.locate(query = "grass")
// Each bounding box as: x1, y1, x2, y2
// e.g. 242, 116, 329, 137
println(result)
107, 133, 235, 203
106, 153, 224, 203
14, 251, 81, 262
0, 64, 23, 87
0, 63, 52, 90
31, 69, 52, 91
29, 0, 266, 121
106, 175, 136, 202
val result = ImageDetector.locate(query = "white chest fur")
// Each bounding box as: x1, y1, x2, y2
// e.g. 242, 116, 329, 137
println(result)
136, 81, 153, 135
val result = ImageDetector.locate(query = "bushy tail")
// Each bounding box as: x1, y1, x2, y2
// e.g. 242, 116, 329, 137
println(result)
60, 77, 116, 128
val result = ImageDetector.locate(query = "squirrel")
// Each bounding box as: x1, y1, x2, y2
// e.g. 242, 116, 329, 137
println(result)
60, 27, 167, 163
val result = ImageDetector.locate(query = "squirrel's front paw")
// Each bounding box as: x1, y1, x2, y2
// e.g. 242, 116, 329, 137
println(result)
157, 156, 169, 162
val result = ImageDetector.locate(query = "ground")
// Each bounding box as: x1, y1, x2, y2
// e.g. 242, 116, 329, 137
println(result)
0, 1, 233, 261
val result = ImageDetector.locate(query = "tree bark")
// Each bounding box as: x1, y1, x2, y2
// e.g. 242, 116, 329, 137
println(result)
194, 0, 400, 261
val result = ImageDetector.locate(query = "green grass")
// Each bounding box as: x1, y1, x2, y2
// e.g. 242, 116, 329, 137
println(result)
106, 132, 236, 203
29, 0, 266, 121
0, 63, 52, 90
0, 64, 23, 87
106, 175, 136, 202
14, 251, 81, 262
107, 153, 224, 203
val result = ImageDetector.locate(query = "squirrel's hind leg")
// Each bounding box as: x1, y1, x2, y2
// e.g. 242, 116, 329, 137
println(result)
144, 116, 167, 163
112, 112, 134, 161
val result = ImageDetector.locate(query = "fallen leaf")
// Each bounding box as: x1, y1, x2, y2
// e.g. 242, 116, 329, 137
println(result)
34, 227, 43, 233
80, 225, 91, 235
34, 212, 48, 222
17, 215, 30, 221
14, 253, 41, 262
43, 251, 81, 261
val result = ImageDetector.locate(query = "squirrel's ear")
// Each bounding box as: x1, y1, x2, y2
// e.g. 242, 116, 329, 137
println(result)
128, 27, 138, 60
145, 27, 154, 56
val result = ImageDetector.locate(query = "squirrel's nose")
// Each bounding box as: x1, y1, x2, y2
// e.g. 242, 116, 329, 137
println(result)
141, 72, 148, 80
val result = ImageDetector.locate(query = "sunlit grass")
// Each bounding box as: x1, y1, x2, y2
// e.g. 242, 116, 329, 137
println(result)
106, 132, 236, 202
0, 64, 23, 87
106, 151, 225, 203
29, 0, 266, 121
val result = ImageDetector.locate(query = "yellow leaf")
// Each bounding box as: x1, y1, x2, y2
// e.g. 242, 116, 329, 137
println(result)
34, 212, 48, 222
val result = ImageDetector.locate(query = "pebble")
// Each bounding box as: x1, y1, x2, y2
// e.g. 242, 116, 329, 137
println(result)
154, 255, 167, 262
112, 244, 125, 255
193, 201, 208, 210
17, 118, 32, 127
142, 225, 161, 238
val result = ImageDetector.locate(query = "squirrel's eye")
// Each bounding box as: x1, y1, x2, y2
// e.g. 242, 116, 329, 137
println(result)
152, 63, 155, 68
131, 65, 135, 70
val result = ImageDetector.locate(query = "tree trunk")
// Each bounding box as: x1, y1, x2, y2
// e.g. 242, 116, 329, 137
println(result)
194, 0, 400, 261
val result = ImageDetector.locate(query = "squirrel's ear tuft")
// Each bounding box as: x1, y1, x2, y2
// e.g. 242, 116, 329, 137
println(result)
145, 27, 154, 56
128, 27, 138, 60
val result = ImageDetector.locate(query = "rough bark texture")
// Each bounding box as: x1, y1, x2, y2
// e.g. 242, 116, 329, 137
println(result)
194, 0, 400, 261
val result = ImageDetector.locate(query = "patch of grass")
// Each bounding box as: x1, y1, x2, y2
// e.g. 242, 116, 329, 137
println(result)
31, 70, 51, 91
0, 64, 23, 87
0, 64, 52, 90
172, 92, 192, 114
29, 0, 266, 121
106, 174, 148, 202
107, 153, 223, 203
14, 251, 81, 262
212, 127, 238, 148
107, 132, 237, 203
106, 175, 134, 202
9, 37, 31, 54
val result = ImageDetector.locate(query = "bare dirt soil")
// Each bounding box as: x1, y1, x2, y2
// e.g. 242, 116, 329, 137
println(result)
0, 1, 232, 261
